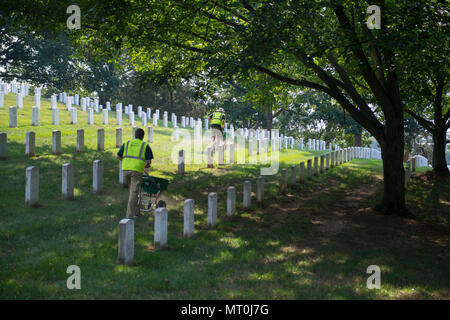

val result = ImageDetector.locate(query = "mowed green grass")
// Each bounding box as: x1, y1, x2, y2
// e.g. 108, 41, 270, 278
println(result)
0, 93, 448, 299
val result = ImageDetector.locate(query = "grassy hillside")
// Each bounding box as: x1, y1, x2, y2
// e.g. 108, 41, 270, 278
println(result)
0, 93, 448, 299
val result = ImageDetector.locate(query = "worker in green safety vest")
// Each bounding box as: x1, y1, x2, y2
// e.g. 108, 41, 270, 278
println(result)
208, 107, 225, 149
116, 128, 154, 218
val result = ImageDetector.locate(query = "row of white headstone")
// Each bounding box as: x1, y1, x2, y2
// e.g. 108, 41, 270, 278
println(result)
2, 87, 315, 153
0, 82, 33, 96
24, 159, 104, 207
117, 145, 389, 265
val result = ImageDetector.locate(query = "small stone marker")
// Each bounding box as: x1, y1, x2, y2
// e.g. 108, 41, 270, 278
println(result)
207, 147, 213, 168
147, 126, 153, 143
281, 168, 287, 193
178, 149, 185, 174
116, 108, 122, 125
173, 126, 179, 141
116, 128, 122, 148
314, 157, 319, 176
229, 143, 235, 164
207, 192, 218, 228
218, 144, 224, 165
25, 166, 39, 207
163, 112, 168, 127
62, 163, 74, 200
32, 107, 39, 126
25, 132, 35, 157
183, 199, 195, 238
257, 176, 264, 203
70, 108, 77, 124
97, 128, 105, 151
331, 152, 335, 168
243, 181, 251, 208
289, 165, 296, 186
52, 108, 59, 125
299, 162, 305, 182
154, 207, 168, 249
0, 133, 6, 160
326, 153, 330, 170
16, 93, 23, 108
132, 126, 137, 138
227, 186, 236, 216
52, 130, 61, 155
102, 109, 108, 125
129, 112, 135, 126
307, 159, 312, 180
9, 107, 17, 128
87, 108, 94, 125
76, 129, 84, 153
118, 218, 134, 265
93, 160, 103, 194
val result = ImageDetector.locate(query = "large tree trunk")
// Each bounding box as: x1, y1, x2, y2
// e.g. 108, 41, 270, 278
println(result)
354, 133, 362, 147
432, 122, 449, 173
375, 111, 412, 216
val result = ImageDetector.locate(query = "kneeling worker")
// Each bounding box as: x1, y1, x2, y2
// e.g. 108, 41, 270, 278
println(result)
116, 128, 154, 218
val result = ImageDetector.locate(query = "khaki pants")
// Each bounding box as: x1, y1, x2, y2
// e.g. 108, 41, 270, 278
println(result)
124, 170, 143, 218
211, 126, 224, 149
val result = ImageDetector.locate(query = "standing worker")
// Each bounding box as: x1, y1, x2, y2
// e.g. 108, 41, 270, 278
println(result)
208, 107, 226, 149
116, 128, 154, 218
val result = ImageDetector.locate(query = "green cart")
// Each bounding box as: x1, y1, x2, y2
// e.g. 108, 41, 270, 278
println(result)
138, 174, 169, 212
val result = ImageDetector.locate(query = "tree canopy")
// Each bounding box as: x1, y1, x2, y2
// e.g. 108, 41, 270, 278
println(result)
2, 0, 448, 215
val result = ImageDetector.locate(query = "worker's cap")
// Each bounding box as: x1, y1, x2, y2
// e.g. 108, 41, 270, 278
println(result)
218, 108, 225, 112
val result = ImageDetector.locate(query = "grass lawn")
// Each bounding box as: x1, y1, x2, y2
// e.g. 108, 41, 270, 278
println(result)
0, 93, 448, 299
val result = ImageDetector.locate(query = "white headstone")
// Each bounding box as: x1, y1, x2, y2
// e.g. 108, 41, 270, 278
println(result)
227, 186, 236, 216
183, 199, 195, 238
77, 129, 84, 153
243, 181, 251, 208
102, 109, 108, 125
25, 166, 39, 207
118, 218, 134, 265
25, 131, 35, 157
207, 192, 218, 228
154, 207, 168, 249
93, 160, 103, 194
52, 130, 62, 154
62, 163, 74, 200
31, 107, 39, 126
70, 108, 77, 124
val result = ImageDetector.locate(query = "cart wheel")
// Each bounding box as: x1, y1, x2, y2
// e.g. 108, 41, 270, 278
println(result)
156, 200, 166, 208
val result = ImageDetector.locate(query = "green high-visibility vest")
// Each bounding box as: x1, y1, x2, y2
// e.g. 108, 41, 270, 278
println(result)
122, 138, 148, 173
211, 112, 224, 126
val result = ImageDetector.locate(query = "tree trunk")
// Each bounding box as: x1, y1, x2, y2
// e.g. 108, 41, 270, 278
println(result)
354, 133, 362, 147
432, 123, 449, 173
265, 107, 273, 138
375, 111, 412, 217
